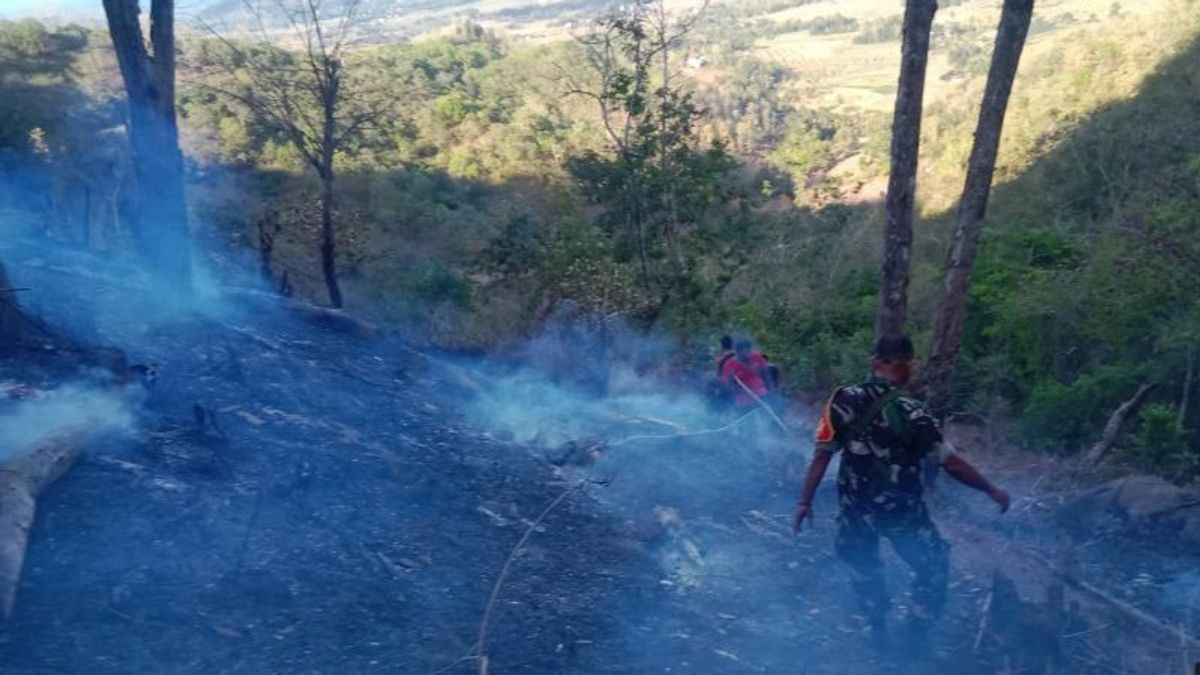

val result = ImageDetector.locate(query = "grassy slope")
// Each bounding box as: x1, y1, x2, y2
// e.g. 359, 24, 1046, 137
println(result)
756, 0, 1167, 112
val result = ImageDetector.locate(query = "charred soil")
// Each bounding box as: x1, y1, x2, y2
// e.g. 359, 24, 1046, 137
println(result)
0, 260, 1197, 674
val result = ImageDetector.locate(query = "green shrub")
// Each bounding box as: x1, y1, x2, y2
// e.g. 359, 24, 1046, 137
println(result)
1120, 403, 1198, 479
410, 264, 472, 309
1016, 365, 1143, 450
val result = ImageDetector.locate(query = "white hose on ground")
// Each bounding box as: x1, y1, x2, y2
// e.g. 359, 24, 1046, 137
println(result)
733, 374, 790, 434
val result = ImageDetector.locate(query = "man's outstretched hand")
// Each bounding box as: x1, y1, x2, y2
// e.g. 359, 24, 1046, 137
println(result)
988, 487, 1011, 514
943, 454, 1011, 514
792, 449, 834, 535
791, 504, 812, 534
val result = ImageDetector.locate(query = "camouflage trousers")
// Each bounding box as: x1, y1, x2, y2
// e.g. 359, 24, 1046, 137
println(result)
834, 504, 949, 626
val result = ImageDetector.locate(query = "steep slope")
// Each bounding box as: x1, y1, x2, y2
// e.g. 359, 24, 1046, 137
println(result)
0, 244, 1196, 674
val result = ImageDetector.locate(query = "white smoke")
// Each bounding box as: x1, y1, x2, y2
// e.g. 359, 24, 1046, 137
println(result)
0, 384, 133, 461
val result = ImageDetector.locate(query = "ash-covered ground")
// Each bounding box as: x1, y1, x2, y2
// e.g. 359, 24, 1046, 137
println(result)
0, 247, 1197, 674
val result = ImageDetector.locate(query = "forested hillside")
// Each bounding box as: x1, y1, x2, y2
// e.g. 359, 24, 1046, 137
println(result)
1, 0, 1199, 479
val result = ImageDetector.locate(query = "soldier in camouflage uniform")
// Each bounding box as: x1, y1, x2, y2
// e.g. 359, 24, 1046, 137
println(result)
791, 334, 1010, 644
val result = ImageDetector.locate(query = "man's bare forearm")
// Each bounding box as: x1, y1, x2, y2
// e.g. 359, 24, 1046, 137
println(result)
942, 454, 992, 493
943, 454, 1010, 512
798, 448, 834, 505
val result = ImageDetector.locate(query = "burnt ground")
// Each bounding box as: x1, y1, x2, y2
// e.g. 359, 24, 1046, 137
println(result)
0, 298, 646, 674
0, 261, 1198, 673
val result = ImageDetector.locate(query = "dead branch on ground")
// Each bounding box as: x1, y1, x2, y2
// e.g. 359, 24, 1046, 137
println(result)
1023, 546, 1200, 652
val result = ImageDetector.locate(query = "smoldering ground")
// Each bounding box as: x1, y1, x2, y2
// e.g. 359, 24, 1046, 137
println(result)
453, 329, 935, 672
2, 208, 1199, 672
453, 316, 1200, 673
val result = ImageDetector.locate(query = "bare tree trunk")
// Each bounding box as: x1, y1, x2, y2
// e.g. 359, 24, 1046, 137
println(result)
656, 0, 685, 285
317, 50, 344, 309
257, 213, 276, 284
633, 208, 651, 295
875, 0, 938, 340
202, 2, 375, 309
922, 0, 1035, 413
318, 167, 342, 309
101, 0, 192, 291
1085, 383, 1156, 464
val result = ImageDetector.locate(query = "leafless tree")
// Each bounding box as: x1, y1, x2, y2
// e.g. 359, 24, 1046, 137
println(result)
650, 0, 709, 280
563, 7, 657, 290
101, 0, 192, 290
198, 0, 377, 308
921, 0, 1035, 413
875, 0, 938, 339
562, 0, 708, 296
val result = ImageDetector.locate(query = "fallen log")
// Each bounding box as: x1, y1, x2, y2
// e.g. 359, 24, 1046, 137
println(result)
1023, 546, 1200, 653
279, 298, 377, 337
223, 287, 379, 337
0, 431, 87, 619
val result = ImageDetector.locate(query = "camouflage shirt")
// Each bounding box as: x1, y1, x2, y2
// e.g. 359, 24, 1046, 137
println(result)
814, 376, 955, 514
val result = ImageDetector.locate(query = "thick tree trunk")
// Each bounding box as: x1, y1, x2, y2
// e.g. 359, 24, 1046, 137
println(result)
319, 168, 343, 309
876, 0, 938, 340
922, 0, 1035, 413
101, 0, 192, 291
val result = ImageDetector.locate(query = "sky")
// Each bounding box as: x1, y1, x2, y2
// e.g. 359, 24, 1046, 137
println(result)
0, 0, 101, 18
0, 0, 214, 19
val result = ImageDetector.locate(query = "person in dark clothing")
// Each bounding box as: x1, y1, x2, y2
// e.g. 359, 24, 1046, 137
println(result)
760, 353, 782, 392
791, 334, 1010, 648
715, 335, 735, 375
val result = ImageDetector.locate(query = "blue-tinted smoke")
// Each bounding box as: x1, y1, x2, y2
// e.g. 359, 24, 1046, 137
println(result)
0, 384, 133, 460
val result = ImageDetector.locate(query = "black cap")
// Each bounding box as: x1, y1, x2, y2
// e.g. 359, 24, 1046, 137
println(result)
873, 333, 914, 362
720, 335, 733, 350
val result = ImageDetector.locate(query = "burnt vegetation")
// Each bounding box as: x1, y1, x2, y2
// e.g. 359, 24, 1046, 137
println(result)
1, 0, 1199, 673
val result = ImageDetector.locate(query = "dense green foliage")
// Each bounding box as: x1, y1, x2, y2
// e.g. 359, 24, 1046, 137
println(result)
1, 1, 1199, 479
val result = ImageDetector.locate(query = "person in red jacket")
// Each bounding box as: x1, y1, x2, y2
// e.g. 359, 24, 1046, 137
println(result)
720, 339, 769, 409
